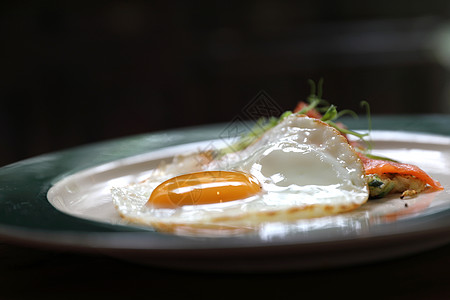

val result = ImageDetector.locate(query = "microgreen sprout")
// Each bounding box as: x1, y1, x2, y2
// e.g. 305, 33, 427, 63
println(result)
216, 79, 373, 158
300, 80, 370, 145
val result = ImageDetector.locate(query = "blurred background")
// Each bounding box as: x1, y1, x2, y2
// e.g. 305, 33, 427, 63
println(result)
1, 0, 450, 166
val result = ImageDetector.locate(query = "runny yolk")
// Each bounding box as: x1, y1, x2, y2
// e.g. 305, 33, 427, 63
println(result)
146, 171, 261, 209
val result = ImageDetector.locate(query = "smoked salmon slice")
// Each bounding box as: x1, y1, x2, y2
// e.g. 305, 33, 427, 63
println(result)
357, 153, 444, 190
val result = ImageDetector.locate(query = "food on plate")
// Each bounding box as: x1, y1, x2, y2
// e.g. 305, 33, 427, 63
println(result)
358, 154, 443, 199
111, 80, 443, 233
290, 80, 443, 199
111, 114, 369, 231
291, 101, 443, 199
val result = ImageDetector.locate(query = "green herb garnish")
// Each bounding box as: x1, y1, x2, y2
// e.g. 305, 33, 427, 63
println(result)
216, 79, 371, 158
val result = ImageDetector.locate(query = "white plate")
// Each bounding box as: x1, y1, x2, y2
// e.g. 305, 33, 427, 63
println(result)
42, 131, 450, 271
47, 131, 450, 229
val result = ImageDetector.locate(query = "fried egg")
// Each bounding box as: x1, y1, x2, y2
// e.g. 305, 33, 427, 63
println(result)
111, 115, 369, 233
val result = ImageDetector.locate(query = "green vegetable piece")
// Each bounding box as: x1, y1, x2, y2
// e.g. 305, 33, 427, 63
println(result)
367, 175, 396, 199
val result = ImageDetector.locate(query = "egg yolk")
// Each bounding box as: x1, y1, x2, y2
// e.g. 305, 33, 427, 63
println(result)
147, 171, 261, 209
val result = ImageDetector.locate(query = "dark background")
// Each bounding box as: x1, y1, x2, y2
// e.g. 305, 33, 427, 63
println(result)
2, 1, 450, 167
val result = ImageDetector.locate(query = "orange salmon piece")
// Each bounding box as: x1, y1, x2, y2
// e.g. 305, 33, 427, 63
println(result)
358, 153, 443, 190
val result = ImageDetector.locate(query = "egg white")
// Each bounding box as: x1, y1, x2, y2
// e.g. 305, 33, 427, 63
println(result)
111, 115, 369, 232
